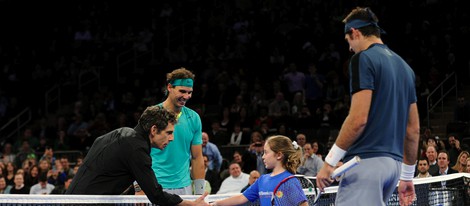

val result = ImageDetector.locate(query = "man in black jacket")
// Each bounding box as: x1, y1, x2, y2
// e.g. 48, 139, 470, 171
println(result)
66, 106, 209, 206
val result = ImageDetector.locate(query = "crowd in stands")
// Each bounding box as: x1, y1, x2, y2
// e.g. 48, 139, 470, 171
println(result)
1, 0, 470, 195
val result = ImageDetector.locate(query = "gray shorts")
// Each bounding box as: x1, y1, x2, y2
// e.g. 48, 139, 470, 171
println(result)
335, 156, 401, 206
163, 185, 193, 195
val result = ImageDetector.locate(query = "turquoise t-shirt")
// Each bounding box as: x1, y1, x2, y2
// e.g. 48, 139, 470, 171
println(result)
150, 105, 202, 189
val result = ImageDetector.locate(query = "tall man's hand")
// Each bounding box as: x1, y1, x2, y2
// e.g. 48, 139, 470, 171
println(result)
316, 162, 335, 191
398, 180, 415, 206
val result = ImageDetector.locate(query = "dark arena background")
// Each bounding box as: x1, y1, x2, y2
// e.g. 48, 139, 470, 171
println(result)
1, 0, 470, 205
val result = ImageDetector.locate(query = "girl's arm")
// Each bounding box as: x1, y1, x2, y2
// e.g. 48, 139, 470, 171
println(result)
211, 194, 248, 206
299, 201, 308, 206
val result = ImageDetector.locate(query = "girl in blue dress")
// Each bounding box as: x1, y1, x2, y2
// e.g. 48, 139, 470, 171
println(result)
210, 135, 308, 206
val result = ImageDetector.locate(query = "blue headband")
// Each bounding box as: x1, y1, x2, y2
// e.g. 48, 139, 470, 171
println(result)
344, 19, 386, 34
170, 78, 194, 87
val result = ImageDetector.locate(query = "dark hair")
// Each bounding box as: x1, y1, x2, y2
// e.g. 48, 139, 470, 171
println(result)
438, 150, 450, 159
38, 172, 48, 182
166, 67, 195, 85
418, 157, 429, 165
139, 106, 177, 132
343, 7, 381, 37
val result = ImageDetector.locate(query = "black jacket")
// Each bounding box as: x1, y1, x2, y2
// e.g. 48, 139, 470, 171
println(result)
66, 124, 183, 205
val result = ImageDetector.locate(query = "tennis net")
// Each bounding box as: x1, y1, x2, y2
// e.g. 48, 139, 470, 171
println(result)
0, 173, 468, 205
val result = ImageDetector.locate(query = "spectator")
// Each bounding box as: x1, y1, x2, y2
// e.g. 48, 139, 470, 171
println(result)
9, 173, 29, 194
415, 75, 430, 119
66, 113, 89, 139
312, 140, 323, 159
295, 133, 307, 151
275, 123, 296, 140
35, 136, 50, 153
236, 107, 253, 134
203, 155, 221, 194
292, 105, 315, 131
14, 128, 40, 151
228, 123, 250, 146
426, 145, 439, 176
53, 130, 70, 151
268, 92, 290, 118
291, 92, 305, 117
229, 95, 247, 118
202, 132, 223, 172
14, 140, 36, 169
454, 96, 470, 122
248, 140, 267, 175
253, 107, 273, 130
1, 143, 16, 164
248, 131, 264, 147
467, 158, 470, 173
38, 159, 51, 174
51, 175, 73, 194
59, 155, 74, 178
240, 170, 260, 192
0, 175, 12, 194
315, 102, 338, 143
219, 107, 233, 133
415, 158, 432, 178
324, 71, 345, 105
281, 62, 305, 102
208, 120, 228, 147
297, 142, 324, 176
426, 136, 445, 153
240, 150, 257, 175
431, 151, 458, 176
39, 146, 55, 168
4, 162, 16, 186
216, 162, 249, 194
451, 151, 469, 172
29, 172, 55, 194
75, 154, 84, 167
25, 165, 40, 188
47, 166, 66, 186
448, 134, 464, 166
220, 151, 243, 181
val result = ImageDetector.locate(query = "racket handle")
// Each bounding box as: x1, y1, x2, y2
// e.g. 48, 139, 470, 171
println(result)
330, 156, 361, 179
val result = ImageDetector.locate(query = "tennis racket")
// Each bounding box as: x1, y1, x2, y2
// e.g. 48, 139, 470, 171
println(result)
271, 156, 361, 206
271, 174, 314, 206
331, 155, 361, 179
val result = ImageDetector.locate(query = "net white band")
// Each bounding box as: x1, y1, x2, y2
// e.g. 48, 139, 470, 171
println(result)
400, 163, 416, 181
325, 144, 346, 167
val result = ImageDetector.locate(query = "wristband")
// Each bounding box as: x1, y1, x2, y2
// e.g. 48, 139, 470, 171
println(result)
133, 181, 142, 192
325, 144, 346, 167
193, 179, 205, 195
400, 163, 415, 181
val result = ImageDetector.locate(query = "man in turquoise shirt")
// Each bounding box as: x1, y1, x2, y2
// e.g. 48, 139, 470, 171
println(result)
144, 67, 205, 195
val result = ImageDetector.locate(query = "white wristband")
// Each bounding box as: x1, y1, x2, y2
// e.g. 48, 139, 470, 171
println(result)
193, 179, 205, 195
325, 144, 346, 167
400, 163, 415, 181
133, 181, 142, 192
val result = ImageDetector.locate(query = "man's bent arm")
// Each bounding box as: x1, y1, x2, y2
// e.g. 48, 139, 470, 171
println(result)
335, 90, 372, 150
404, 103, 420, 165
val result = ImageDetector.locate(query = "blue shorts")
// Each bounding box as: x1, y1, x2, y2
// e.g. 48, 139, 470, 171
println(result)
335, 156, 401, 206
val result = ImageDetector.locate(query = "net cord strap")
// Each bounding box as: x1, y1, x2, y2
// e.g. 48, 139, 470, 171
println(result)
0, 173, 468, 205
